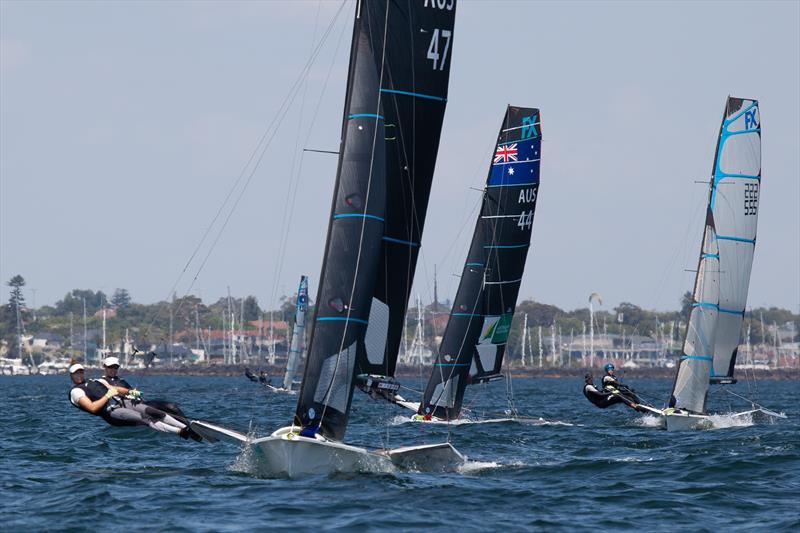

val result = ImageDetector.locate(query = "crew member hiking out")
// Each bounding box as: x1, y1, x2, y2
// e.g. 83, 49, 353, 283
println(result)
583, 373, 641, 411
68, 362, 200, 440
600, 363, 642, 404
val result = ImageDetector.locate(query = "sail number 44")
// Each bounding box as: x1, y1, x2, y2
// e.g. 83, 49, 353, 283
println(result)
744, 182, 758, 216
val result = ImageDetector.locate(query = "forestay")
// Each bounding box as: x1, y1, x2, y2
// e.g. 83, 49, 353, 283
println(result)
419, 105, 542, 420
295, 0, 457, 441
670, 97, 761, 413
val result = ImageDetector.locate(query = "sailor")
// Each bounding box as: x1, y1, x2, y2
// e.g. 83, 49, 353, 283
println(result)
259, 371, 270, 386
601, 363, 621, 390
600, 363, 641, 405
68, 363, 197, 439
100, 356, 134, 389
583, 373, 639, 410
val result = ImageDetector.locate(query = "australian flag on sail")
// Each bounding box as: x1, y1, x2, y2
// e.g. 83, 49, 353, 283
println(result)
488, 113, 541, 187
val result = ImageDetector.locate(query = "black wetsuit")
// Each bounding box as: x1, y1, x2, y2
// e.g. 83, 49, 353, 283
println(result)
583, 383, 631, 409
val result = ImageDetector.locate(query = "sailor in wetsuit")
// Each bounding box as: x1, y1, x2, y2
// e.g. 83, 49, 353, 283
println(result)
583, 373, 639, 410
600, 363, 641, 405
68, 362, 194, 438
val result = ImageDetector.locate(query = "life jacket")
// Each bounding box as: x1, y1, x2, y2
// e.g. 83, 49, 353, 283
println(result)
602, 374, 620, 390
69, 380, 134, 426
101, 375, 132, 389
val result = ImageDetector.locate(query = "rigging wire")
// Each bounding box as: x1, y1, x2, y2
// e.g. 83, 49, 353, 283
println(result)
142, 1, 349, 340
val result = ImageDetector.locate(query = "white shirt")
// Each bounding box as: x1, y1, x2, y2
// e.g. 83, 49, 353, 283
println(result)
70, 387, 87, 407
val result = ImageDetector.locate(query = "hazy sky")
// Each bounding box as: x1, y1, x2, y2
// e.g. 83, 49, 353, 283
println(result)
1, 0, 798, 314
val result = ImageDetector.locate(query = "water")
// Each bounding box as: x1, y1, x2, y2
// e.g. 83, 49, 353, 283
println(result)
2, 376, 798, 531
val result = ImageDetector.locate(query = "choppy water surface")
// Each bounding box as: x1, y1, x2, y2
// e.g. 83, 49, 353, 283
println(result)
2, 376, 797, 531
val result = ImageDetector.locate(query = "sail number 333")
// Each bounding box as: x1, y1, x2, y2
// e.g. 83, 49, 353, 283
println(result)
744, 182, 758, 216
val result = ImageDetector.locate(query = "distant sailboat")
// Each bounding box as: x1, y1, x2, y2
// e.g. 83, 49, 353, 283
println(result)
646, 97, 784, 430
401, 105, 543, 422
193, 0, 463, 476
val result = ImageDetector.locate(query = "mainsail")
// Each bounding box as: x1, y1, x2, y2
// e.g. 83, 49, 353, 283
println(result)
670, 97, 761, 413
295, 0, 457, 441
419, 105, 542, 420
360, 1, 457, 379
283, 275, 308, 390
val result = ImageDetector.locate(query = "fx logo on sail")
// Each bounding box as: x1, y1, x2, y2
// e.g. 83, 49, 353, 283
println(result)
744, 109, 759, 130
521, 115, 538, 139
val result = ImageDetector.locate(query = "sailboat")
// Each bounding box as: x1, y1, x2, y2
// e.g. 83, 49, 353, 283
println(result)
193, 0, 463, 476
261, 275, 308, 392
395, 105, 543, 422
644, 97, 784, 430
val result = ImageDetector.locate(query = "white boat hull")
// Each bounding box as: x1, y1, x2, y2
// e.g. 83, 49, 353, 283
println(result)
252, 432, 391, 477
664, 411, 712, 431
192, 422, 465, 478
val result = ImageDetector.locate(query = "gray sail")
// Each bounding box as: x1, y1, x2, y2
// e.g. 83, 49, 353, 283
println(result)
670, 97, 761, 413
283, 275, 308, 390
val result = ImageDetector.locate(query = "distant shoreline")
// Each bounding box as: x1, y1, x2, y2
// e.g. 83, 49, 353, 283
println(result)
31, 364, 796, 381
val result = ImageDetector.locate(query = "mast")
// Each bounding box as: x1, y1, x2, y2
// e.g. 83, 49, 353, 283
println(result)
283, 275, 309, 390
670, 97, 761, 412
419, 105, 542, 420
82, 298, 87, 364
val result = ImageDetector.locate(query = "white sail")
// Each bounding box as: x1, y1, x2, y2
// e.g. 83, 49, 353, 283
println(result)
670, 97, 761, 413
709, 98, 761, 381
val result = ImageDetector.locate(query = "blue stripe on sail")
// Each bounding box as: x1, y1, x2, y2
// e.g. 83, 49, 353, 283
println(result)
484, 244, 529, 249
348, 113, 384, 120
452, 313, 482, 317
724, 100, 758, 126
716, 172, 760, 181
724, 127, 760, 137
466, 262, 484, 267
682, 355, 713, 361
702, 253, 719, 259
719, 307, 745, 316
382, 236, 419, 247
716, 235, 755, 244
317, 316, 369, 325
693, 302, 719, 310
333, 213, 385, 222
380, 88, 446, 102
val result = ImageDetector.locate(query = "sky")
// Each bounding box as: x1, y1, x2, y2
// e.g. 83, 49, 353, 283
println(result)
1, 0, 798, 315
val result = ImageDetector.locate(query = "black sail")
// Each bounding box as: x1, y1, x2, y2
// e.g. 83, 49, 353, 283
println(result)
361, 0, 457, 378
419, 106, 542, 420
295, 0, 457, 441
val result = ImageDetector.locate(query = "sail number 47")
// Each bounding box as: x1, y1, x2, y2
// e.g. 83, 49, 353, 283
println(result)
427, 29, 452, 71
